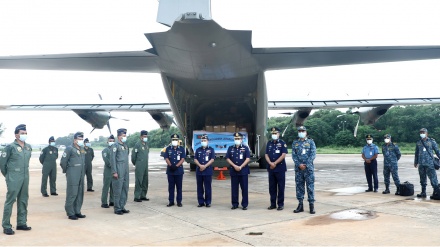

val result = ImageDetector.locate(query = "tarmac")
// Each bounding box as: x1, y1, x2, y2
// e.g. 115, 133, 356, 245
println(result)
0, 150, 440, 246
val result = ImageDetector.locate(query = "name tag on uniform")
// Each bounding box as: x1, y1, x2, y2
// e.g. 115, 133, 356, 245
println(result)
302, 149, 305, 155
240, 154, 243, 159
423, 147, 426, 152
205, 156, 209, 161
370, 151, 372, 156
275, 150, 280, 153
177, 155, 180, 160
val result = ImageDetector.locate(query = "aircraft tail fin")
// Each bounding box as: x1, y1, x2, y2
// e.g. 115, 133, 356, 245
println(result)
157, 0, 211, 27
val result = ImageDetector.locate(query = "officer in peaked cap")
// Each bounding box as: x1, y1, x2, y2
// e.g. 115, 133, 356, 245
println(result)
194, 134, 215, 207
101, 135, 115, 208
1, 124, 32, 235
132, 130, 150, 202
226, 132, 251, 210
415, 127, 440, 199
110, 128, 130, 215
164, 134, 186, 207
265, 127, 288, 211
381, 134, 401, 195
60, 131, 86, 220
39, 136, 59, 197
362, 134, 379, 193
292, 125, 317, 214
83, 138, 95, 192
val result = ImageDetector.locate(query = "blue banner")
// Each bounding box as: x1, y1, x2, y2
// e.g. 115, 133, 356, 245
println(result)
192, 131, 249, 154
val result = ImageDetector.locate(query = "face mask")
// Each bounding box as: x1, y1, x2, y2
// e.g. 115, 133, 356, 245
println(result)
420, 133, 426, 139
172, 140, 178, 146
77, 140, 84, 147
298, 132, 306, 139
108, 142, 114, 147
85, 143, 91, 147
143, 137, 148, 142
121, 137, 127, 143
19, 134, 27, 142
234, 140, 241, 145
366, 140, 373, 144
50, 142, 56, 147
201, 141, 208, 147
271, 134, 278, 140
384, 139, 390, 144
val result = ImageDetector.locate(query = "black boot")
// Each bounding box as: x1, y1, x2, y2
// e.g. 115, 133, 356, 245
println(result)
293, 202, 304, 213
430, 187, 440, 200
395, 186, 400, 195
417, 187, 426, 198
309, 203, 315, 214
382, 186, 390, 194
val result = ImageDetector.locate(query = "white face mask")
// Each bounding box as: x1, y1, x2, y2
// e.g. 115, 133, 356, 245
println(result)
172, 140, 178, 146
143, 137, 148, 142
298, 132, 306, 139
234, 140, 242, 145
201, 141, 208, 147
121, 137, 127, 143
19, 134, 27, 142
271, 134, 278, 140
384, 139, 390, 144
108, 142, 114, 146
420, 133, 426, 139
366, 140, 373, 144
85, 143, 91, 147
50, 142, 56, 147
77, 140, 84, 147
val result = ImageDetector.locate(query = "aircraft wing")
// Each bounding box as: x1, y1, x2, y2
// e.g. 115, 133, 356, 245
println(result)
268, 97, 440, 110
0, 103, 171, 112
254, 46, 440, 70
0, 51, 160, 72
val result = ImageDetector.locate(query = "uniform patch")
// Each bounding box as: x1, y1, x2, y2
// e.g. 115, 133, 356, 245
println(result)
135, 149, 138, 153
284, 144, 287, 147
62, 152, 67, 158
142, 147, 145, 150
103, 153, 107, 157
77, 150, 80, 155
49, 151, 52, 154
40, 151, 44, 155
113, 147, 117, 152
1, 152, 6, 157
121, 146, 125, 150
17, 146, 22, 152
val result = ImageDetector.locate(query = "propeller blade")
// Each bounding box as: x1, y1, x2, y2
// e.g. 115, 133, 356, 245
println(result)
107, 121, 112, 134
98, 93, 103, 100
354, 115, 360, 137
110, 115, 129, 121
90, 127, 96, 134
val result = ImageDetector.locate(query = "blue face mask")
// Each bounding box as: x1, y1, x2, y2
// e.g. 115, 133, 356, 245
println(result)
85, 143, 91, 147
298, 132, 306, 139
108, 142, 114, 147
201, 141, 208, 147
143, 137, 148, 142
19, 134, 27, 142
50, 142, 56, 147
77, 140, 84, 147
121, 137, 127, 143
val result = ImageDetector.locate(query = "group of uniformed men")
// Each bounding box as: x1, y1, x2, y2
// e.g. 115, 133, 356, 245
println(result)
2, 123, 439, 235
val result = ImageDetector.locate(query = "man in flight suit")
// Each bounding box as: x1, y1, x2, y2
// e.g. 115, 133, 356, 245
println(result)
194, 134, 215, 207
132, 130, 150, 202
60, 132, 86, 220
164, 134, 186, 207
292, 126, 317, 214
265, 127, 288, 211
84, 138, 95, 192
414, 128, 440, 199
39, 136, 59, 197
0, 124, 32, 235
101, 135, 115, 208
382, 134, 401, 195
111, 128, 130, 215
226, 132, 251, 210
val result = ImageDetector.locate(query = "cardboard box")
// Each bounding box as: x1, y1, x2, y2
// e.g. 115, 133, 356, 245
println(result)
226, 125, 236, 132
220, 125, 226, 132
205, 125, 214, 132
213, 125, 221, 132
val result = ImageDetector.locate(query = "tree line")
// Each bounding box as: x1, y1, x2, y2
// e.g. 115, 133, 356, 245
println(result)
7, 105, 437, 149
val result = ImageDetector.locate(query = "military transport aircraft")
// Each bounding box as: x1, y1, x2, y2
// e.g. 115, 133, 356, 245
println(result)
1, 0, 440, 168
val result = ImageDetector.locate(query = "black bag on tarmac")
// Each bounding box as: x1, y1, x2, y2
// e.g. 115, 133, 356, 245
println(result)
399, 181, 414, 196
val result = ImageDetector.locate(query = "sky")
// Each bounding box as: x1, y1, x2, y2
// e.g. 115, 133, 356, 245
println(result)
1, 0, 440, 144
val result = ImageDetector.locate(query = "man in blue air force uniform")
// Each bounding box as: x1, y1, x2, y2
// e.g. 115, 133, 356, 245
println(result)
194, 134, 215, 207
362, 134, 379, 193
292, 126, 316, 214
164, 134, 186, 207
226, 132, 250, 210
265, 127, 288, 211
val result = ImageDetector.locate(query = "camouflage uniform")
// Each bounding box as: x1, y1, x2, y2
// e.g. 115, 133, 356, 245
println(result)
291, 137, 316, 203
382, 142, 401, 192
414, 137, 440, 195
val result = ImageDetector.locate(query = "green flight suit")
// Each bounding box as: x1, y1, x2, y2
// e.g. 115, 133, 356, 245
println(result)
0, 140, 32, 229
84, 146, 94, 190
131, 141, 150, 200
101, 147, 114, 205
60, 145, 86, 217
110, 141, 129, 213
39, 145, 59, 195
